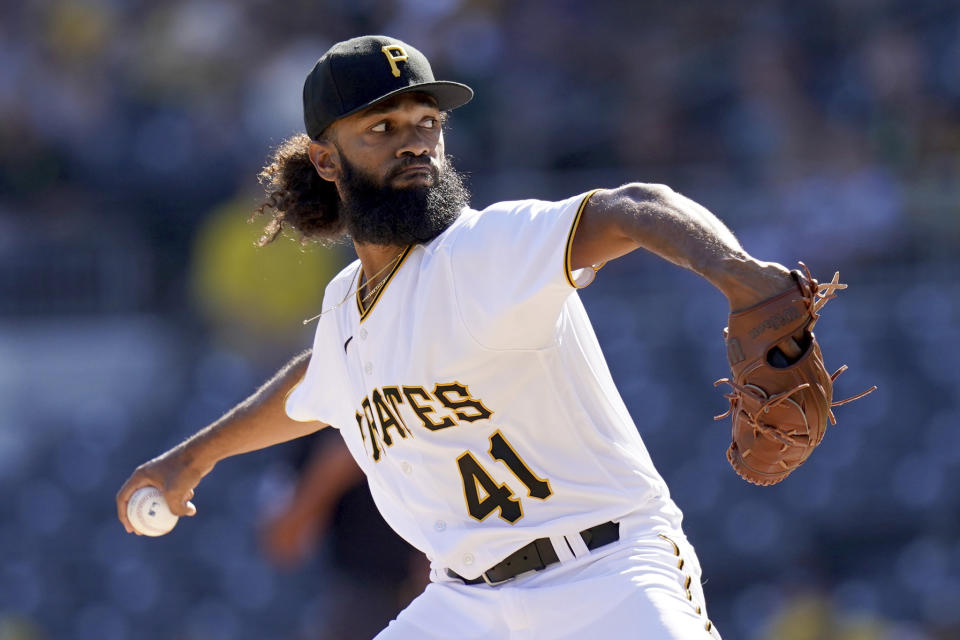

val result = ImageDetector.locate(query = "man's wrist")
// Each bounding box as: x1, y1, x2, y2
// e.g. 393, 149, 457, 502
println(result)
713, 257, 795, 312
169, 438, 217, 481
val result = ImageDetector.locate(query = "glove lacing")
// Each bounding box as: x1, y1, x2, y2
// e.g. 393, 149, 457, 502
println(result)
794, 264, 877, 415
714, 265, 876, 444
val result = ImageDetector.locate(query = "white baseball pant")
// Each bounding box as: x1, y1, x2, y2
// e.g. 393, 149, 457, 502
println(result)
373, 522, 721, 640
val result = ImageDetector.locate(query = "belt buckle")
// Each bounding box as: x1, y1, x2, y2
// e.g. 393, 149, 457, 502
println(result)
481, 571, 515, 587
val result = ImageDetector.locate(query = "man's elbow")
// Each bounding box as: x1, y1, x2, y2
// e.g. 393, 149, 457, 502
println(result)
613, 182, 676, 208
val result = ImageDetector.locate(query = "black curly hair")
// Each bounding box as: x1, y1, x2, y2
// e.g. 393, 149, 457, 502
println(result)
253, 133, 345, 247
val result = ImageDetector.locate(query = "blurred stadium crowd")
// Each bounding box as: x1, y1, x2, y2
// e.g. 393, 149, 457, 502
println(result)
1, 0, 958, 639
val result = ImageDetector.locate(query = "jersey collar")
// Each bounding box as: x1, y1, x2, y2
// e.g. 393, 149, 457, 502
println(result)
356, 245, 413, 322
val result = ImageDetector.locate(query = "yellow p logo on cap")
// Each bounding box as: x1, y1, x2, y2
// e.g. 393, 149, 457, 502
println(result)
381, 45, 408, 77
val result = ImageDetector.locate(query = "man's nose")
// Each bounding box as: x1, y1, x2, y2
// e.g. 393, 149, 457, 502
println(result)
396, 126, 432, 157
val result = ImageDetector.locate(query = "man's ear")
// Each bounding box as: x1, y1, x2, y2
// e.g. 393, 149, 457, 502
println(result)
308, 140, 339, 183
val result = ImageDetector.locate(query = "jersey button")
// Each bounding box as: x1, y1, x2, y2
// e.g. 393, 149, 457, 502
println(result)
401, 461, 413, 475
434, 520, 446, 532
463, 553, 475, 566
364, 362, 373, 375
359, 328, 368, 340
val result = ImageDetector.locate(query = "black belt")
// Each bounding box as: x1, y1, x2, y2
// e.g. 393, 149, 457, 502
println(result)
447, 521, 620, 587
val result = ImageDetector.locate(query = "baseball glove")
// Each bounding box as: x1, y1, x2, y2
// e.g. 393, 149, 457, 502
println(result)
714, 264, 875, 486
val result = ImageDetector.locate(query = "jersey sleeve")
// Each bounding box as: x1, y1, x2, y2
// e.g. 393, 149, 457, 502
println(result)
448, 190, 600, 350
284, 281, 354, 427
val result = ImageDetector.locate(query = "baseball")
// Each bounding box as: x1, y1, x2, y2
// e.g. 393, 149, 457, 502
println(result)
127, 486, 179, 537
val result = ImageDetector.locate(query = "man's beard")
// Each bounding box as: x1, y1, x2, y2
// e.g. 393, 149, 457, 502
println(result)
336, 151, 471, 246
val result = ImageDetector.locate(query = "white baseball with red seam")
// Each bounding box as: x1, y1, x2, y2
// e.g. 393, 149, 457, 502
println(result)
127, 486, 179, 536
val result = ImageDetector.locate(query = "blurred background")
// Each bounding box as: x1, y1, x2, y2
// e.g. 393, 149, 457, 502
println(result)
1, 0, 958, 638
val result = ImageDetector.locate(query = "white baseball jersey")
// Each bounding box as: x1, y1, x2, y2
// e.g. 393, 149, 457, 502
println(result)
285, 191, 684, 579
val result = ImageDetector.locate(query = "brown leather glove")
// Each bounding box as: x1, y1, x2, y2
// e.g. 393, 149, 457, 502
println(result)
715, 264, 876, 486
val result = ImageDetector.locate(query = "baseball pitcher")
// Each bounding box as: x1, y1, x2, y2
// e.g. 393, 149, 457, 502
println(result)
117, 35, 872, 639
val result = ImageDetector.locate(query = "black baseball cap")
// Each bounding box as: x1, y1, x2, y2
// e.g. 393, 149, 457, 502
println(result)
303, 35, 474, 140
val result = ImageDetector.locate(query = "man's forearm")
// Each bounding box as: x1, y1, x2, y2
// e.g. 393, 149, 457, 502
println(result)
607, 183, 749, 278
172, 350, 325, 477
577, 184, 794, 310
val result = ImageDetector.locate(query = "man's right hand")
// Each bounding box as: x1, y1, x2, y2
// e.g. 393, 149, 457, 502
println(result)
115, 352, 319, 535
116, 449, 208, 535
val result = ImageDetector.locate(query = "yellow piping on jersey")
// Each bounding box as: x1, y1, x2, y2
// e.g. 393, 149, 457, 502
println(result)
283, 374, 319, 423
564, 189, 603, 289
356, 245, 413, 322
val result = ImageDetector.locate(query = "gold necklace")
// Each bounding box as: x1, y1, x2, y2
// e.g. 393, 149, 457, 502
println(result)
302, 248, 406, 325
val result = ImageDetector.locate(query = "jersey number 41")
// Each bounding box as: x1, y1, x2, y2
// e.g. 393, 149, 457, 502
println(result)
456, 430, 553, 523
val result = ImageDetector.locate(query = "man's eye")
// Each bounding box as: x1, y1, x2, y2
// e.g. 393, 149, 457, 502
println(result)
371, 122, 388, 133
420, 117, 437, 129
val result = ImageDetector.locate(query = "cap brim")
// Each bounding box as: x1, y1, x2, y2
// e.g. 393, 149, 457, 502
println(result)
340, 81, 474, 122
